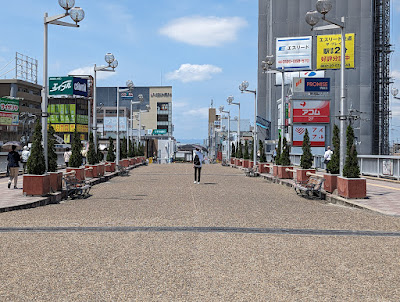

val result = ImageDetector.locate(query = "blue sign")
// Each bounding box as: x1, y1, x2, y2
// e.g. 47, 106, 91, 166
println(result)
304, 78, 330, 92
72, 77, 88, 97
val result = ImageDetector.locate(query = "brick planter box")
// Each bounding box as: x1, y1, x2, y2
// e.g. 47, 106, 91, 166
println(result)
129, 158, 135, 165
258, 163, 270, 174
277, 166, 293, 179
296, 169, 316, 183
324, 174, 339, 193
231, 158, 235, 165
105, 162, 116, 172
243, 160, 250, 168
66, 168, 85, 181
85, 167, 94, 178
273, 165, 278, 177
337, 177, 367, 199
85, 165, 99, 177
48, 172, 63, 192
97, 164, 105, 176
120, 159, 130, 167
249, 161, 254, 168
23, 174, 50, 196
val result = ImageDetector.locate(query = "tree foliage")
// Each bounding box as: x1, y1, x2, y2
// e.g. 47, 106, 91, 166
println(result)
280, 137, 291, 166
106, 137, 116, 162
120, 137, 127, 159
327, 124, 340, 174
231, 142, 236, 158
275, 135, 282, 165
259, 139, 266, 163
236, 142, 243, 158
343, 124, 360, 178
69, 129, 83, 168
27, 120, 46, 175
300, 129, 313, 169
128, 138, 134, 158
47, 125, 58, 172
243, 140, 250, 160
87, 132, 97, 165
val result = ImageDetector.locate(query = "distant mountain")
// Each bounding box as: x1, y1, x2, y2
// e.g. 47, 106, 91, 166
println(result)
176, 138, 204, 145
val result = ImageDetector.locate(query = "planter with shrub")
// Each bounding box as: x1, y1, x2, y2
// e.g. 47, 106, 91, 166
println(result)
277, 137, 292, 179
297, 129, 315, 182
66, 129, 85, 180
324, 124, 340, 193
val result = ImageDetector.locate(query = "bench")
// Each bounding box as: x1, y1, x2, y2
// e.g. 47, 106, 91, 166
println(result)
117, 164, 130, 176
63, 171, 91, 199
294, 176, 325, 199
245, 166, 259, 177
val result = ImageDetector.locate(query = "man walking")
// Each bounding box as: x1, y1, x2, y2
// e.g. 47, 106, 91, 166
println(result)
324, 146, 333, 172
64, 147, 72, 167
21, 146, 30, 174
7, 145, 21, 189
193, 148, 203, 184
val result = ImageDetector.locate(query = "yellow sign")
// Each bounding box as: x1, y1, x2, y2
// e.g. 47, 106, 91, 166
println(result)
316, 33, 355, 70
64, 134, 71, 143
50, 124, 88, 133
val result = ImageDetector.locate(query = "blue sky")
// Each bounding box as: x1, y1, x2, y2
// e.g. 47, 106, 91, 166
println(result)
2, 0, 400, 144
1, 0, 257, 142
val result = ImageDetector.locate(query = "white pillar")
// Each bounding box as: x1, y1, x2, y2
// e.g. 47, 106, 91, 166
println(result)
42, 13, 49, 172
116, 87, 120, 165
339, 23, 346, 176
93, 65, 98, 151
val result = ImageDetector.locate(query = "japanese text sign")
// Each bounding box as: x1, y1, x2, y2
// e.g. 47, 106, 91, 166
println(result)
317, 33, 355, 69
49, 76, 88, 97
293, 125, 325, 147
293, 100, 330, 123
276, 36, 312, 71
0, 98, 19, 126
293, 78, 330, 92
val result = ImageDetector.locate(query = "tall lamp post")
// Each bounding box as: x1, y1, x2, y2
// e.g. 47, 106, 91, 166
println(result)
239, 81, 257, 165
94, 53, 118, 150
261, 55, 286, 147
116, 80, 134, 166
227, 96, 240, 151
219, 106, 230, 162
305, 0, 346, 175
129, 94, 144, 146
137, 104, 151, 144
42, 0, 85, 171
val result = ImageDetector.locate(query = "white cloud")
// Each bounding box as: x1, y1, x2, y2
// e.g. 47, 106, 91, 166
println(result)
391, 70, 400, 82
159, 16, 247, 47
68, 66, 116, 80
173, 101, 188, 108
185, 107, 209, 119
166, 64, 222, 83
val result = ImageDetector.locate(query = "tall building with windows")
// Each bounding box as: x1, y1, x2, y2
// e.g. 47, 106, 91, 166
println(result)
258, 0, 391, 155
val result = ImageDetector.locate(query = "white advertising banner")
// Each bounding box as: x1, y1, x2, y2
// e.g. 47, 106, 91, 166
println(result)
104, 117, 127, 132
276, 36, 312, 71
293, 125, 325, 147
275, 70, 325, 85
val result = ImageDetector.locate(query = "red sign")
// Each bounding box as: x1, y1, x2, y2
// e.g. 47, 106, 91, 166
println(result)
293, 125, 325, 147
292, 100, 330, 123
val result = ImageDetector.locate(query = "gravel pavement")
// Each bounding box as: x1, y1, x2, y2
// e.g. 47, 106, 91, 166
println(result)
1, 163, 400, 301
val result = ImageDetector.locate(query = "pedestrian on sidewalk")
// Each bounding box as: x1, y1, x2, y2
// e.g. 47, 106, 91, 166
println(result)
193, 147, 204, 184
324, 146, 333, 172
7, 145, 21, 189
64, 147, 72, 167
21, 146, 30, 174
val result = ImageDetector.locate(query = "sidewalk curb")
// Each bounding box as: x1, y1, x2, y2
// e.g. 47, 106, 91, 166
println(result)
0, 162, 146, 214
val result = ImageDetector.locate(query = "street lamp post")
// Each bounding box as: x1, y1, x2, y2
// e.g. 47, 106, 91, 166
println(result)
239, 81, 257, 165
219, 106, 230, 162
116, 80, 134, 166
129, 94, 143, 146
227, 96, 240, 151
94, 53, 118, 150
137, 104, 151, 144
306, 0, 346, 176
42, 0, 85, 171
261, 55, 286, 148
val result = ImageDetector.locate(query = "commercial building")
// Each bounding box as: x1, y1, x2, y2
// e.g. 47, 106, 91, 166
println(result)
258, 0, 391, 155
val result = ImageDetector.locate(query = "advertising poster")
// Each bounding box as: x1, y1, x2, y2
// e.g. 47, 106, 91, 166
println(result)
292, 100, 330, 123
293, 125, 325, 147
276, 36, 312, 71
104, 117, 127, 132
0, 98, 19, 126
316, 33, 355, 69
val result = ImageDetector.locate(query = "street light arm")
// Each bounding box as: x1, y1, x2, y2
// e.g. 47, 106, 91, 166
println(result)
320, 15, 344, 29
49, 20, 79, 27
94, 66, 115, 72
242, 89, 256, 95
45, 13, 69, 24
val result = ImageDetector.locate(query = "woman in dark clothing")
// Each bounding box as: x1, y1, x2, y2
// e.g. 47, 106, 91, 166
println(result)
7, 145, 21, 189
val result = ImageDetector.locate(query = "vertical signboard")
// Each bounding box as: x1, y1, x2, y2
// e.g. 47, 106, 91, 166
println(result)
276, 36, 312, 71
0, 98, 19, 126
316, 33, 355, 69
292, 100, 330, 123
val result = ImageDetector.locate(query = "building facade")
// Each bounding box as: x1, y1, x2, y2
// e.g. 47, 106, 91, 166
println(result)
258, 0, 391, 155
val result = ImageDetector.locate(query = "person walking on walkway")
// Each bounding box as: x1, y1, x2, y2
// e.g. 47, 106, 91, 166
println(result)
21, 146, 30, 174
324, 146, 333, 172
193, 148, 204, 184
64, 147, 72, 167
7, 145, 21, 189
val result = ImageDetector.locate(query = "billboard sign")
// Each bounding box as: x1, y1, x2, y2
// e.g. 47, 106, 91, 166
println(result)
49, 77, 88, 96
0, 98, 19, 126
316, 33, 355, 70
293, 78, 330, 93
276, 36, 312, 71
120, 91, 134, 100
292, 100, 330, 123
104, 117, 127, 132
293, 125, 325, 147
152, 129, 167, 135
276, 70, 325, 85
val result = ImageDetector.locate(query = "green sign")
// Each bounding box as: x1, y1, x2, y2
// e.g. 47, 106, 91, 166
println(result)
48, 104, 77, 124
0, 98, 19, 126
152, 129, 167, 135
49, 77, 74, 95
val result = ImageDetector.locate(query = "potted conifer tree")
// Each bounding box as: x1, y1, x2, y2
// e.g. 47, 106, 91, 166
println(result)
324, 124, 340, 193
258, 140, 269, 173
66, 129, 85, 180
23, 120, 50, 196
277, 137, 293, 179
273, 135, 282, 177
85, 132, 98, 178
337, 125, 366, 198
297, 129, 315, 182
249, 139, 254, 168
231, 142, 236, 165
96, 135, 105, 176
235, 142, 243, 166
120, 137, 129, 167
128, 139, 135, 165
106, 137, 116, 172
48, 125, 63, 192
243, 140, 250, 168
